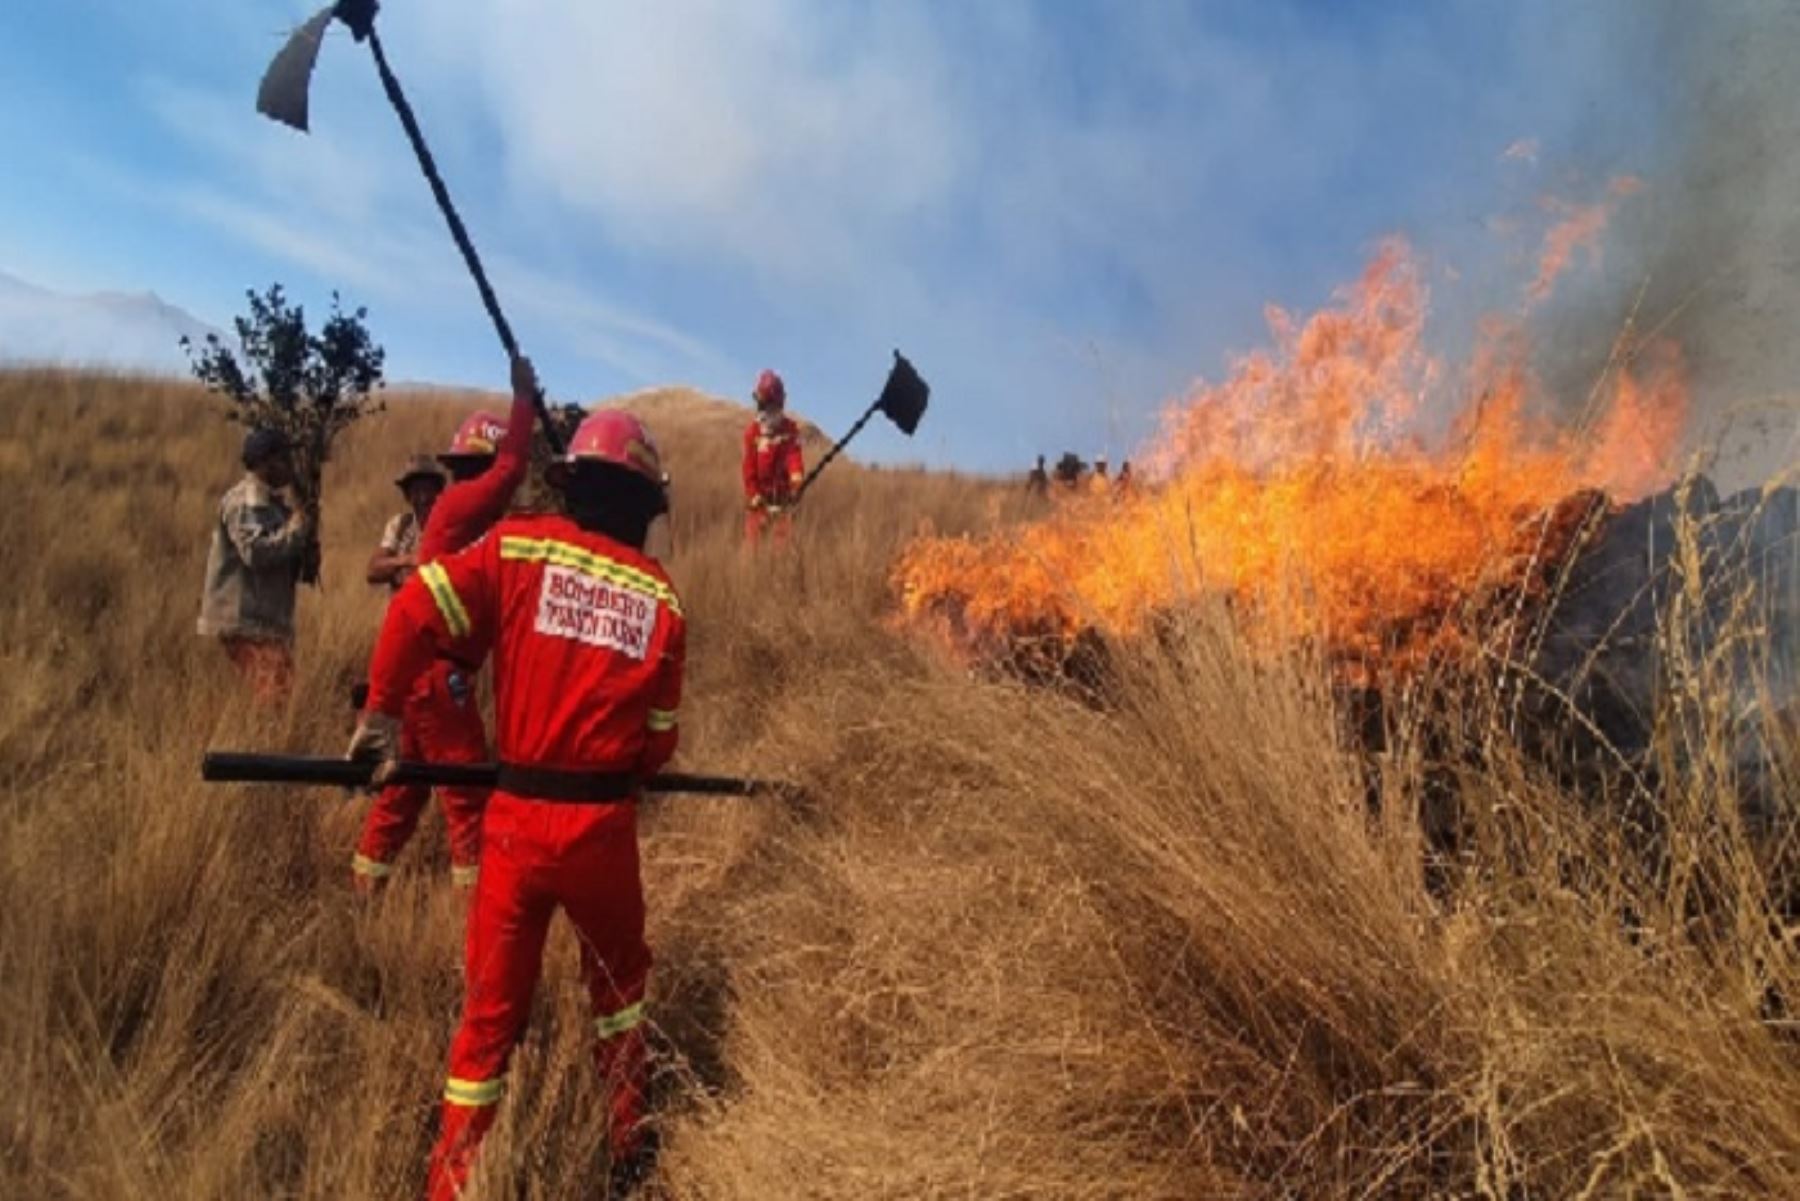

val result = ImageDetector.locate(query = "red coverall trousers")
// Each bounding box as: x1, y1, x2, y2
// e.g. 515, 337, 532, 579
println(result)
743, 501, 794, 547
426, 795, 650, 1201
353, 659, 489, 889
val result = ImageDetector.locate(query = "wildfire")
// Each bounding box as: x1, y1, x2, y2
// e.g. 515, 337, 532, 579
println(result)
893, 237, 1690, 684
1527, 175, 1643, 305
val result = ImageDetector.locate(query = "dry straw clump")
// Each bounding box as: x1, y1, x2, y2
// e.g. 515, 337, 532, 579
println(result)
0, 367, 1795, 1199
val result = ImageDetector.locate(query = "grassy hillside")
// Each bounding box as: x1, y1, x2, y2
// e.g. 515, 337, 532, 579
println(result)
1, 367, 1796, 1199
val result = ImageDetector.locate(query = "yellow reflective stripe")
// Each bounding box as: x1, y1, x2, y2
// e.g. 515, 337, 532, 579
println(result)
594, 1000, 645, 1040
352, 853, 393, 879
419, 562, 472, 638
451, 864, 479, 887
498, 537, 682, 618
444, 1076, 504, 1107
646, 708, 677, 733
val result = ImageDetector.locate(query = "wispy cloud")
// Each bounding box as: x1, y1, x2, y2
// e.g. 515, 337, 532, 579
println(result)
121, 69, 728, 387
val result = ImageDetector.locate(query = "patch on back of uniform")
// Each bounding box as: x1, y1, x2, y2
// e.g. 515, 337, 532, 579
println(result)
535, 564, 656, 659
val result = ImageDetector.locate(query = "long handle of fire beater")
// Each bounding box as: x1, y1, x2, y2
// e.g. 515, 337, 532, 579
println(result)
792, 351, 930, 504
201, 752, 784, 798
299, 4, 563, 455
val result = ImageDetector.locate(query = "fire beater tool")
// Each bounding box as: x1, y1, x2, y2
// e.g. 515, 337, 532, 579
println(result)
256, 0, 564, 453
202, 751, 792, 798
792, 351, 930, 504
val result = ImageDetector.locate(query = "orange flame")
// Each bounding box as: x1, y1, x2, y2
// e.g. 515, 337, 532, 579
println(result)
893, 238, 1688, 683
1527, 175, 1643, 305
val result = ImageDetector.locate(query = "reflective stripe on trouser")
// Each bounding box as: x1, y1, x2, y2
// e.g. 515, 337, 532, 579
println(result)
425, 793, 651, 1201
354, 660, 489, 884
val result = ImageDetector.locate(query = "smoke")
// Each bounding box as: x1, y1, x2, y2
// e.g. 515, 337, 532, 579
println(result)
1540, 0, 1800, 487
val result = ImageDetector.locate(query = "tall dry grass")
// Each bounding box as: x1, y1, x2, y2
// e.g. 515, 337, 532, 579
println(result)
0, 366, 1795, 1199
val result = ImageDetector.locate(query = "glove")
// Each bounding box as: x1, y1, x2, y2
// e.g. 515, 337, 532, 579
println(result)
347, 711, 403, 787
748, 494, 765, 511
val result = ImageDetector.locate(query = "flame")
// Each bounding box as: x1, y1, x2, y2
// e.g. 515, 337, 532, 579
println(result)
1527, 175, 1643, 304
893, 238, 1689, 683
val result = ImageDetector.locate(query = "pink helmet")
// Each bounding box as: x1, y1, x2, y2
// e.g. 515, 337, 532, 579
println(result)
441, 410, 508, 459
753, 369, 786, 409
564, 409, 664, 484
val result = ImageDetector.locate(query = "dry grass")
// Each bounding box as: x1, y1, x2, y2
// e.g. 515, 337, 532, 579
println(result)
0, 366, 1795, 1199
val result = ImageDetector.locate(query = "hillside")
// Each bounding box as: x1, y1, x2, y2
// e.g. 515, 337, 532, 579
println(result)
1, 368, 1797, 1199
0, 271, 224, 372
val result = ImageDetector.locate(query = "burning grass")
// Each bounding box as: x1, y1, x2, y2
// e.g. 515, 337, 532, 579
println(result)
0, 367, 1796, 1198
894, 240, 1693, 688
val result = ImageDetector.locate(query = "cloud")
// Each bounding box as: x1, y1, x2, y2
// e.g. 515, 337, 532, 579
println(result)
123, 69, 727, 387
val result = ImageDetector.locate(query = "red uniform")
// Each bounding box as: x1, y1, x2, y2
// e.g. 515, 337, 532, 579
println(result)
741, 414, 804, 544
352, 387, 535, 890
366, 511, 685, 1201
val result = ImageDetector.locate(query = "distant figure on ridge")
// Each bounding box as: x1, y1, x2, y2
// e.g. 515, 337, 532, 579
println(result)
1115, 459, 1135, 497
1053, 452, 1085, 492
196, 427, 312, 703
367, 455, 448, 594
1026, 454, 1050, 498
742, 368, 805, 545
1090, 454, 1111, 496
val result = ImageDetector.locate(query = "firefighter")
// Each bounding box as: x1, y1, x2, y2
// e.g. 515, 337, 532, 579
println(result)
1115, 459, 1136, 496
196, 427, 312, 703
350, 358, 540, 893
1090, 454, 1112, 496
1025, 454, 1049, 498
741, 368, 804, 544
367, 455, 448, 592
349, 406, 681, 1200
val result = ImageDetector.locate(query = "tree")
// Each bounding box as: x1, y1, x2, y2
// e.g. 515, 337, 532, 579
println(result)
183, 284, 386, 583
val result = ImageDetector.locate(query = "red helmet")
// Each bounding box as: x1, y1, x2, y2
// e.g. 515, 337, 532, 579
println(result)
564, 408, 663, 484
442, 410, 508, 459
753, 369, 786, 409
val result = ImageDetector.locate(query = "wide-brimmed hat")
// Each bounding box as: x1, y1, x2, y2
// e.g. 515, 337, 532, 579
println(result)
394, 454, 448, 491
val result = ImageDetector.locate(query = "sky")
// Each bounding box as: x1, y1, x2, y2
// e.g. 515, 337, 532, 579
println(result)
0, 1, 1768, 473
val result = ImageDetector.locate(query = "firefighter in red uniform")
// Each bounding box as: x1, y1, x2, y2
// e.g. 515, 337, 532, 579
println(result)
741, 368, 805, 544
350, 406, 681, 1199
351, 357, 540, 892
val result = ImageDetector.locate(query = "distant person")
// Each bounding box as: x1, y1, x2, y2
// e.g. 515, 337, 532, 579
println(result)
1026, 454, 1049, 498
742, 368, 805, 545
367, 455, 447, 593
1053, 452, 1084, 491
351, 356, 540, 894
1115, 459, 1136, 496
1090, 455, 1111, 496
196, 427, 312, 703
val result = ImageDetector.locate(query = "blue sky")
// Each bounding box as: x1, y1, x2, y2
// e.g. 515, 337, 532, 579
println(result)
0, 1, 1699, 470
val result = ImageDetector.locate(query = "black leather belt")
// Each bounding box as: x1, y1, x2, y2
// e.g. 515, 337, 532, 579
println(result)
495, 763, 637, 803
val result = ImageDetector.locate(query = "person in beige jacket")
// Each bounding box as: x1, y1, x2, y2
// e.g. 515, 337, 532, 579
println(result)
197, 427, 313, 701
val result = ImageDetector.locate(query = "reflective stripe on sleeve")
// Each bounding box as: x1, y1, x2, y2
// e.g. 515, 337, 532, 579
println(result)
595, 1000, 645, 1040
498, 537, 682, 617
451, 864, 479, 887
646, 708, 677, 734
444, 1076, 505, 1107
352, 853, 394, 879
419, 562, 472, 638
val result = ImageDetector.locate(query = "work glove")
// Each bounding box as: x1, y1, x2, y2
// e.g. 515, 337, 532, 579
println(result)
748, 494, 764, 511
347, 711, 403, 788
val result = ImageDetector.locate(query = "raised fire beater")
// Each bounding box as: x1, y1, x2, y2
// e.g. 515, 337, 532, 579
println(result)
742, 368, 805, 545
351, 357, 539, 891
349, 406, 682, 1199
